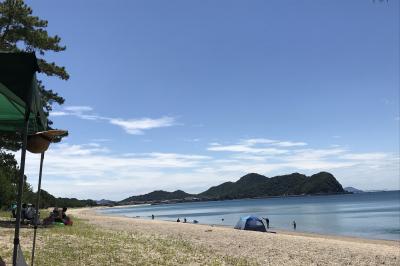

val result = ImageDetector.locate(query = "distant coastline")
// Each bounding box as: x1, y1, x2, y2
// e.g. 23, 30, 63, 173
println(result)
113, 172, 346, 206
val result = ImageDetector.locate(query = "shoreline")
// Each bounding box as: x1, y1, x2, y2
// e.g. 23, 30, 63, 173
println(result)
94, 206, 399, 244
68, 207, 400, 265
117, 190, 400, 206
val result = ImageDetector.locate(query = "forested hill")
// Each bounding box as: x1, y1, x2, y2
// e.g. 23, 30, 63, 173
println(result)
120, 190, 193, 204
120, 172, 345, 203
200, 172, 345, 199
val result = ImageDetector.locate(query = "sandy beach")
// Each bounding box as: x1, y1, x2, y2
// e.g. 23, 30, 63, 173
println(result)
68, 207, 400, 265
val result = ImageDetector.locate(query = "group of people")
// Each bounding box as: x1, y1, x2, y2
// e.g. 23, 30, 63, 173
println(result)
43, 207, 72, 226
10, 203, 72, 226
176, 217, 198, 223
262, 217, 297, 230
10, 202, 37, 224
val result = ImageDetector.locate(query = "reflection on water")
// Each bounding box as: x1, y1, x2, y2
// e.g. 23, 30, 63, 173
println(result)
99, 191, 400, 240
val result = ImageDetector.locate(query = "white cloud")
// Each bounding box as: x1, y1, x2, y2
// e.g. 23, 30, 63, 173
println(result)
50, 111, 68, 116
50, 105, 105, 120
207, 138, 308, 154
242, 138, 276, 145
109, 117, 176, 135
50, 105, 177, 135
208, 144, 288, 155
64, 106, 93, 112
340, 153, 390, 161
15, 137, 399, 200
273, 141, 307, 147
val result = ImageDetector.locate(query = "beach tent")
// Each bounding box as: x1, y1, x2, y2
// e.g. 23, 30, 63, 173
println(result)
0, 52, 67, 266
234, 216, 267, 232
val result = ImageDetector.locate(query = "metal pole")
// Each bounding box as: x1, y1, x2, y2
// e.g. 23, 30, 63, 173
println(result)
12, 113, 29, 266
30, 152, 44, 266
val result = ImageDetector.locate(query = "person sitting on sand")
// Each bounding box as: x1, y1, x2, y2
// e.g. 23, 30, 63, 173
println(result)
21, 203, 27, 222
43, 208, 61, 224
62, 207, 72, 225
25, 204, 36, 222
177, 218, 180, 222
53, 207, 63, 223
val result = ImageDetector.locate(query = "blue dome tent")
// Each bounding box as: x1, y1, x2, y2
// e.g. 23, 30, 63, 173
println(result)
234, 216, 267, 232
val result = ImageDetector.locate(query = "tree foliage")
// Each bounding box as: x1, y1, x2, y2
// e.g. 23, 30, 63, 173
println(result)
0, 0, 69, 206
0, 0, 69, 123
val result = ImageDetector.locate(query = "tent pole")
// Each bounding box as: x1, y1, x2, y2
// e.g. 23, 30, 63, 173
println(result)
12, 112, 29, 266
30, 151, 45, 266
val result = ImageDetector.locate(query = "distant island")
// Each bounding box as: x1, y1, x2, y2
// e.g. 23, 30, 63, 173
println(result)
344, 187, 364, 193
119, 172, 346, 205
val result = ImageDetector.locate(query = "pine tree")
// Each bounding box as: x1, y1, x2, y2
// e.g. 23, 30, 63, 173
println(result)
0, 0, 68, 207
0, 0, 69, 122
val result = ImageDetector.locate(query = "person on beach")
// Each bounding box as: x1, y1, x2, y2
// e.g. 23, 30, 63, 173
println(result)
264, 217, 270, 229
184, 218, 187, 223
62, 207, 72, 225
25, 204, 36, 222
11, 202, 17, 218
151, 214, 154, 220
21, 203, 27, 222
53, 207, 63, 222
293, 220, 296, 230
177, 218, 180, 222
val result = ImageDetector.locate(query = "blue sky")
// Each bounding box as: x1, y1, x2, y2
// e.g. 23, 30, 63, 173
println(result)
21, 0, 399, 200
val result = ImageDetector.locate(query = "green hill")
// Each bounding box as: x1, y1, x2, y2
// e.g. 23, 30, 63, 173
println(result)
120, 172, 345, 203
120, 190, 193, 204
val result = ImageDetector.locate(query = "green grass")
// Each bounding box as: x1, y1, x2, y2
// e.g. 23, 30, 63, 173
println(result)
1, 217, 258, 266
0, 210, 11, 218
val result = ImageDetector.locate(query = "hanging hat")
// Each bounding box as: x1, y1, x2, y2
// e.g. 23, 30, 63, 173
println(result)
27, 130, 68, 153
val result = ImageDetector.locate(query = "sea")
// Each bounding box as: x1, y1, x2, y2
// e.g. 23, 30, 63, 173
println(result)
99, 191, 400, 241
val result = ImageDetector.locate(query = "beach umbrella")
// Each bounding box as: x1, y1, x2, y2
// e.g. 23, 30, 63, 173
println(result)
0, 52, 67, 266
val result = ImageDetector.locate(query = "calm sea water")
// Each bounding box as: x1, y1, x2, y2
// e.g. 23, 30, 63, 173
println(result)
99, 191, 400, 240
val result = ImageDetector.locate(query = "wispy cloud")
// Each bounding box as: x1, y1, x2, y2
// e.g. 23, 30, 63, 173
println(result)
64, 106, 93, 112
18, 137, 399, 200
21, 143, 212, 199
207, 138, 306, 154
109, 117, 176, 135
50, 106, 178, 135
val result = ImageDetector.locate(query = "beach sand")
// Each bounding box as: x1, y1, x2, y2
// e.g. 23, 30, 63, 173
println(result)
69, 207, 400, 265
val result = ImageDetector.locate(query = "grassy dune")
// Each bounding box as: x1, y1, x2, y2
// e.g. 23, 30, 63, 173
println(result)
0, 216, 256, 266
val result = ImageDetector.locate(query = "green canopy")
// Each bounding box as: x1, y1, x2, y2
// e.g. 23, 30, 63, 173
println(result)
0, 52, 49, 266
0, 52, 47, 133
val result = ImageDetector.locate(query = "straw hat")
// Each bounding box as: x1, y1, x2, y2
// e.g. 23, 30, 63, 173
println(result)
27, 130, 68, 153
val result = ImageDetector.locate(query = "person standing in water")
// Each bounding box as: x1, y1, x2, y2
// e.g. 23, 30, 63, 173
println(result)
292, 220, 296, 230
151, 214, 154, 220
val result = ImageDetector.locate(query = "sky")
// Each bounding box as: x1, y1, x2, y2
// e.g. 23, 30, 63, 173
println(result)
19, 0, 399, 200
